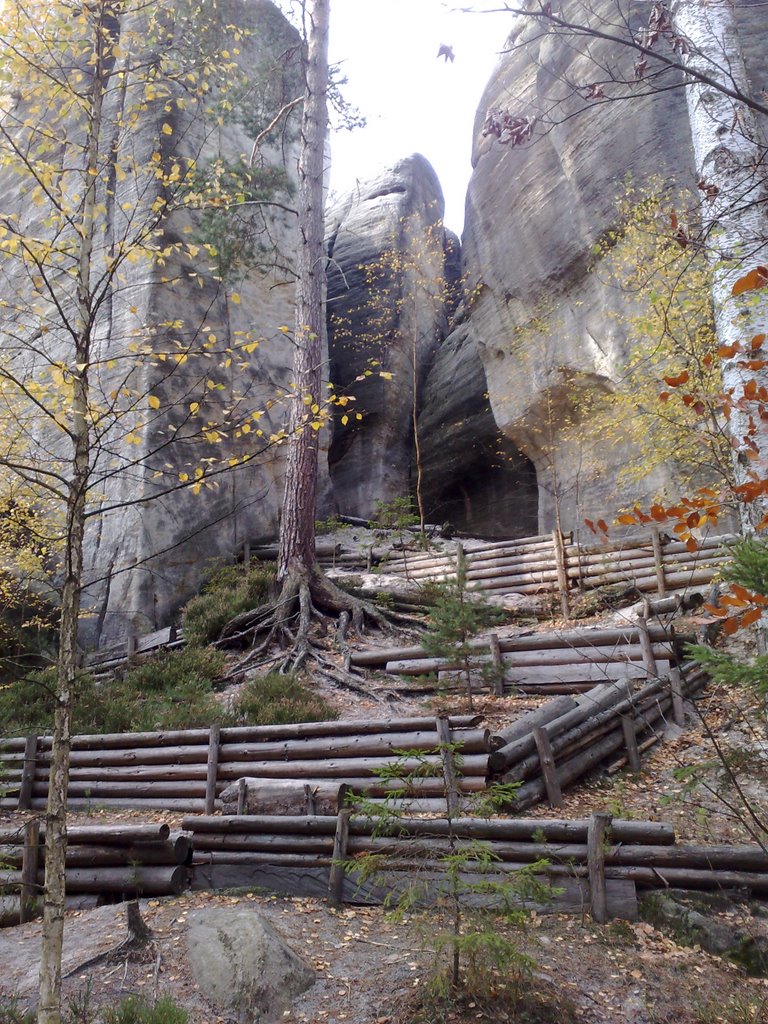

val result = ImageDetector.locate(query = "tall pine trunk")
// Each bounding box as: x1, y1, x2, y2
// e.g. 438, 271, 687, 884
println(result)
278, 0, 330, 581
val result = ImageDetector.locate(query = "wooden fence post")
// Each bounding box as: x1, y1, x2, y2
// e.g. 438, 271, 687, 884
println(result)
236, 778, 247, 816
20, 818, 40, 923
18, 735, 38, 811
620, 715, 641, 773
328, 807, 352, 907
669, 667, 686, 727
205, 724, 221, 815
651, 527, 667, 596
636, 616, 658, 678
532, 727, 562, 807
489, 634, 505, 696
587, 812, 612, 923
436, 716, 459, 818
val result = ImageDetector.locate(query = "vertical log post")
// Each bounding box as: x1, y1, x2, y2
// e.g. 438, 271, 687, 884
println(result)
532, 726, 562, 807
18, 735, 38, 811
637, 616, 658, 678
243, 541, 251, 566
126, 635, 137, 659
236, 778, 247, 816
620, 715, 642, 773
587, 812, 612, 924
436, 716, 459, 818
328, 806, 352, 907
489, 634, 505, 696
651, 527, 667, 596
20, 818, 40, 924
552, 529, 570, 619
205, 724, 221, 815
669, 667, 686, 727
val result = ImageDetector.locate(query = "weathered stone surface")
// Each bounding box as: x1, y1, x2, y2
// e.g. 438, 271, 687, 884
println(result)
418, 315, 538, 539
0, 1, 331, 645
186, 907, 315, 1022
641, 890, 768, 976
458, 0, 767, 533
326, 154, 457, 519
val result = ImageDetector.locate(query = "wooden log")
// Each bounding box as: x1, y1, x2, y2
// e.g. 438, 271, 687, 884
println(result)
58, 866, 188, 896
329, 808, 352, 906
621, 716, 641, 773
669, 667, 686, 726
3, 716, 482, 753
182, 814, 675, 846
219, 779, 347, 816
17, 736, 38, 811
61, 781, 208, 799
493, 696, 578, 745
489, 634, 505, 696
636, 616, 658, 677
532, 727, 562, 807
205, 724, 221, 815
651, 527, 667, 595
46, 823, 172, 845
216, 753, 491, 780
190, 833, 335, 854
588, 813, 611, 923
552, 529, 571, 618
489, 680, 635, 774
603, 866, 768, 894
218, 728, 498, 761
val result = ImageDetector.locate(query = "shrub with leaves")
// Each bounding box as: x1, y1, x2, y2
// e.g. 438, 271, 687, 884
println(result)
182, 561, 276, 647
230, 670, 337, 725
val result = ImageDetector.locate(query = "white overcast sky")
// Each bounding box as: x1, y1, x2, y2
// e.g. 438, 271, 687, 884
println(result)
280, 2, 514, 235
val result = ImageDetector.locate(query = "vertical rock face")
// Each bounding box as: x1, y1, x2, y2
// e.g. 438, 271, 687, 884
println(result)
0, 0, 319, 643
325, 154, 457, 520
86, 0, 314, 642
457, 0, 767, 533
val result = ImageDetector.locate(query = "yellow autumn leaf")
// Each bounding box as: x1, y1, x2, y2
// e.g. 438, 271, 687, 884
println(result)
161, 123, 173, 135
148, 395, 160, 409
231, 292, 241, 304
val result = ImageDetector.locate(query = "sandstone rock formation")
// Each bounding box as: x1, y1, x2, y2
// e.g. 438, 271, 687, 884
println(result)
0, 0, 324, 643
325, 154, 458, 520
439, 0, 767, 535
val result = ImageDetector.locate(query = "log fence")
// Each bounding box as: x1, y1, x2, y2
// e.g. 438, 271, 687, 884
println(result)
0, 822, 191, 926
381, 528, 732, 603
184, 811, 768, 920
0, 716, 491, 816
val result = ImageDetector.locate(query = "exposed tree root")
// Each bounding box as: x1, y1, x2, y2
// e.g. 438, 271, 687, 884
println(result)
216, 561, 422, 676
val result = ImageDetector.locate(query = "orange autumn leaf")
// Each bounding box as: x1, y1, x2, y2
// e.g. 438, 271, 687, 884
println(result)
663, 370, 690, 387
740, 608, 763, 628
732, 266, 768, 296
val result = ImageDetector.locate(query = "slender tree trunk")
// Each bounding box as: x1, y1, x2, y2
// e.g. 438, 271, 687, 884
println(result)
37, 10, 105, 1022
674, 0, 768, 529
278, 0, 330, 582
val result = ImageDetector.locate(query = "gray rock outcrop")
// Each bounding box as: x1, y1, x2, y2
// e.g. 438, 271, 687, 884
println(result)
325, 154, 458, 519
186, 907, 315, 1022
447, 0, 767, 534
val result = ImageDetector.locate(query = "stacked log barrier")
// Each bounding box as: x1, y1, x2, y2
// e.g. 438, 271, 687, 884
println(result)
184, 811, 768, 916
381, 530, 732, 601
486, 664, 710, 809
0, 822, 191, 926
354, 623, 685, 695
0, 716, 493, 814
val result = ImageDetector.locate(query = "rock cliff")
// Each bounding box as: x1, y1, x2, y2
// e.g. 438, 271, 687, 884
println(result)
438, 0, 767, 535
325, 154, 457, 520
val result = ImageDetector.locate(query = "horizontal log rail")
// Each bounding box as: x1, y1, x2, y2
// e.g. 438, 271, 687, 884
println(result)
0, 717, 492, 814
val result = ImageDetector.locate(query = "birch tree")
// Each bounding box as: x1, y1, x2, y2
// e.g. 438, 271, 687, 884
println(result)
0, 3, 301, 1020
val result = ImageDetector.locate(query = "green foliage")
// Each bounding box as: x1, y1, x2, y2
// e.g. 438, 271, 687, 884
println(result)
182, 561, 276, 647
577, 180, 728, 493
229, 670, 337, 725
421, 546, 505, 710
689, 536, 768, 695
314, 513, 346, 535
0, 999, 35, 1024
0, 648, 227, 736
373, 496, 419, 534
102, 996, 188, 1024
347, 748, 550, 1005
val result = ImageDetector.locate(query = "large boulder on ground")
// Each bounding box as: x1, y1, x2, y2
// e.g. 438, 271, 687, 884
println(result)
186, 907, 315, 1022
